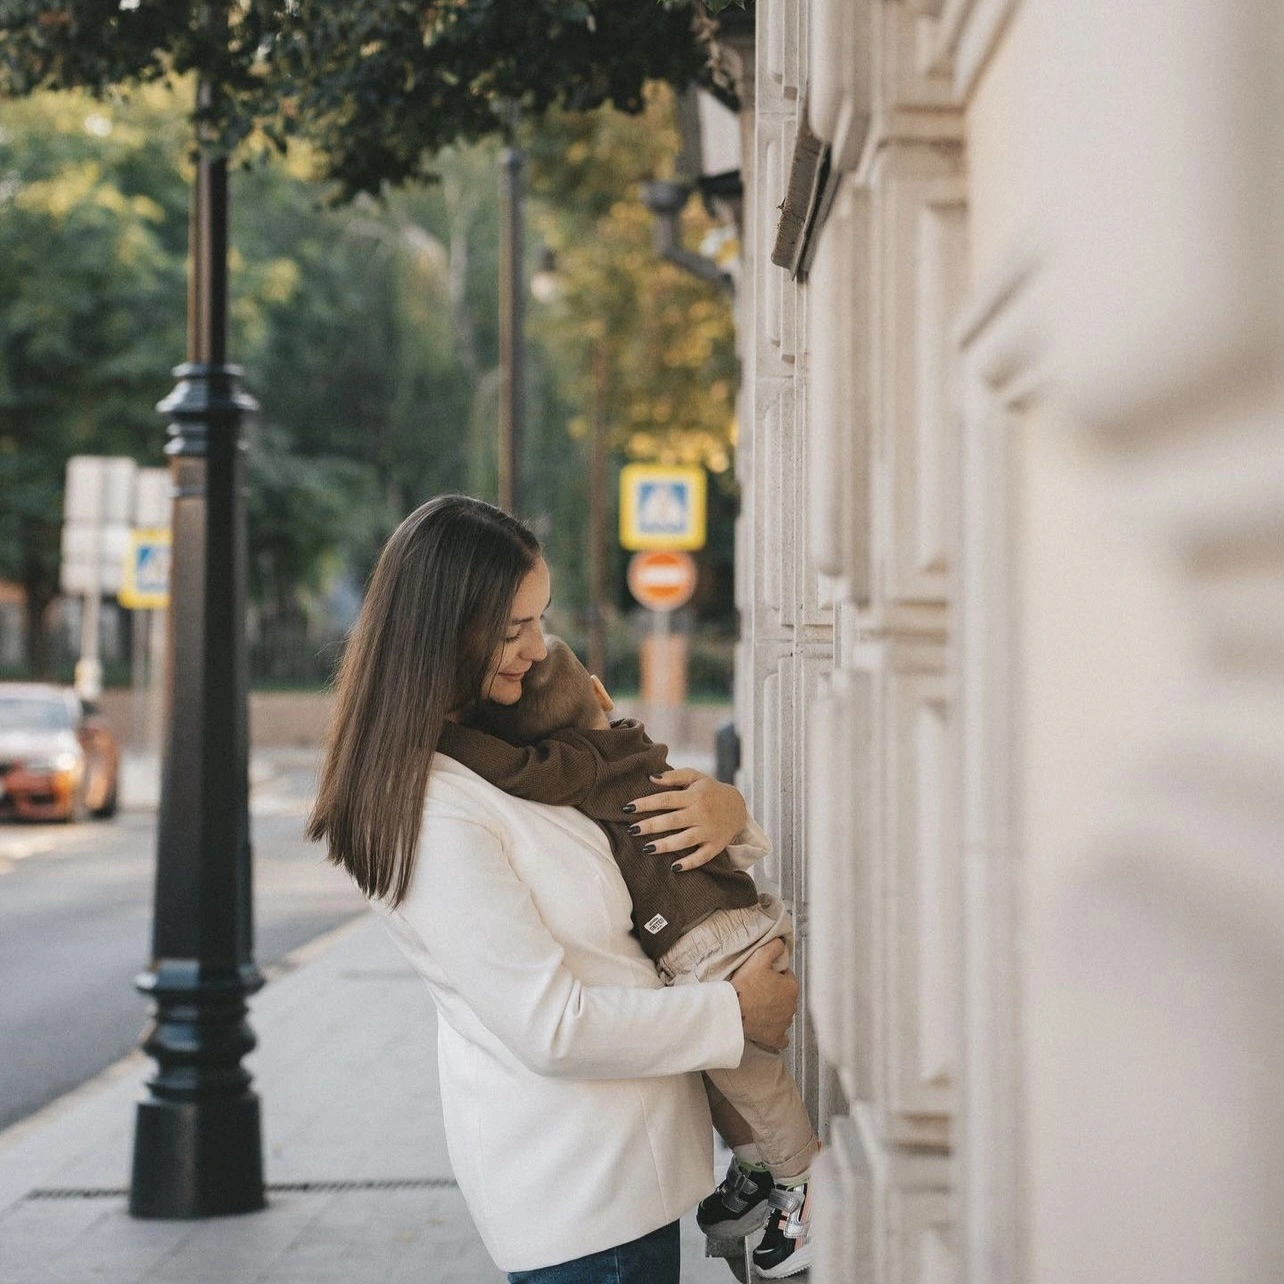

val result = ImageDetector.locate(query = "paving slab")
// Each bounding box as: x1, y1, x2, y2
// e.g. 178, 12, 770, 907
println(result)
0, 914, 740, 1283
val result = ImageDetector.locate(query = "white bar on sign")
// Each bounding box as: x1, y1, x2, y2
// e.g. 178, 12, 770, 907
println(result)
133, 468, 172, 528
64, 456, 107, 524
101, 458, 137, 524
639, 568, 689, 587
63, 455, 139, 525
100, 525, 130, 592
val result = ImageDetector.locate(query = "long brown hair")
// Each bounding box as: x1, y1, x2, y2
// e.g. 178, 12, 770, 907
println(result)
307, 495, 541, 906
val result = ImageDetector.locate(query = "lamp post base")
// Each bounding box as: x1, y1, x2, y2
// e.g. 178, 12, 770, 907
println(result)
129, 1093, 265, 1218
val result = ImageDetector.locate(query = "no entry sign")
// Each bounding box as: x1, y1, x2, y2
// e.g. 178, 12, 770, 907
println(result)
627, 550, 698, 612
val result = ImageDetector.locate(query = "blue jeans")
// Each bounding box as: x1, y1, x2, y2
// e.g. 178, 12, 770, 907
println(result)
506, 1219, 680, 1284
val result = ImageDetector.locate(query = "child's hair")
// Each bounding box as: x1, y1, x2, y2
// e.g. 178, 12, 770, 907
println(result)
471, 636, 603, 744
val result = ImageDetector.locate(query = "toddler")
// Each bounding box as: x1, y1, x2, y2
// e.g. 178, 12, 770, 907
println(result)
438, 638, 819, 1279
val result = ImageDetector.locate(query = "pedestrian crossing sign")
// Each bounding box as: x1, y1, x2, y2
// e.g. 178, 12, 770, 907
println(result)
619, 465, 707, 551
118, 529, 172, 610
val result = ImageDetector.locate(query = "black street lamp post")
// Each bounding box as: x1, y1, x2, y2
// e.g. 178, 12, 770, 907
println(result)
128, 79, 265, 1219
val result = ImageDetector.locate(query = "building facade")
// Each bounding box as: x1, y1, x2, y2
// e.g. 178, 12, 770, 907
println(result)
730, 1, 1284, 1280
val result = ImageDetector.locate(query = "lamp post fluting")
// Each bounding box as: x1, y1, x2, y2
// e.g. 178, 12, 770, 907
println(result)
498, 143, 525, 515
128, 80, 265, 1219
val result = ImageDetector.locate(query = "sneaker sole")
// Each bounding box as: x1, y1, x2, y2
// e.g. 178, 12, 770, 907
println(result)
697, 1202, 771, 1239
753, 1241, 814, 1279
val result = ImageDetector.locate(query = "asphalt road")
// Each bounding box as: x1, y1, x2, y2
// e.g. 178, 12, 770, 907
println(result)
0, 752, 367, 1132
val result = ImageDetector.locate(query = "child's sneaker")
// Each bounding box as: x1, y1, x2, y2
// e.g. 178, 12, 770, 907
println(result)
751, 1178, 813, 1278
696, 1158, 774, 1237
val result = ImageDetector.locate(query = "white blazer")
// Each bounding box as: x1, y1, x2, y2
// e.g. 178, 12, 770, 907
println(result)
375, 751, 768, 1273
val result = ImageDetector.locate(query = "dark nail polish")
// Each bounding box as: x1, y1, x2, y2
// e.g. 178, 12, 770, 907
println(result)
670, 862, 683, 873
622, 803, 636, 814
627, 824, 641, 836
642, 844, 656, 855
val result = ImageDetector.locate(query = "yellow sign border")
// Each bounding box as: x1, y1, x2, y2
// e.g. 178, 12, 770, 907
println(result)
618, 464, 707, 551
118, 528, 172, 610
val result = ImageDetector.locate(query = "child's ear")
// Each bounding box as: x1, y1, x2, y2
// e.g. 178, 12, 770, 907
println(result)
589, 674, 615, 714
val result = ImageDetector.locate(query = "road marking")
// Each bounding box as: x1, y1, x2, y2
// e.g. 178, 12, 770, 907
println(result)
0, 828, 90, 868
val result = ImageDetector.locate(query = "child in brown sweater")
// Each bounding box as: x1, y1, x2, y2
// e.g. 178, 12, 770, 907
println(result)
437, 638, 819, 1278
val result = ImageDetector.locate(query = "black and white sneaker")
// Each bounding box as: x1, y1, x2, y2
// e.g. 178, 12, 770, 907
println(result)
751, 1179, 813, 1278
696, 1158, 774, 1238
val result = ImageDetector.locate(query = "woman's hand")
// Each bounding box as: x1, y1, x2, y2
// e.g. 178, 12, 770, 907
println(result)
623, 767, 750, 872
729, 940, 798, 1050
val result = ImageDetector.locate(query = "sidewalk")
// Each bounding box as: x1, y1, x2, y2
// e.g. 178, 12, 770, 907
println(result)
117, 750, 294, 814
0, 912, 742, 1284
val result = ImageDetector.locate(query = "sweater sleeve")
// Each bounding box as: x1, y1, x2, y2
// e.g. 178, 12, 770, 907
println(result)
437, 722, 600, 806
393, 811, 746, 1080
725, 812, 772, 872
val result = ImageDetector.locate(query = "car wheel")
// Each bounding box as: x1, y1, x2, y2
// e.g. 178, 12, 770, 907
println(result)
93, 777, 119, 819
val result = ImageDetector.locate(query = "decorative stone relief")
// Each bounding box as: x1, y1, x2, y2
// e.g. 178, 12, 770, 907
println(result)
868, 142, 965, 619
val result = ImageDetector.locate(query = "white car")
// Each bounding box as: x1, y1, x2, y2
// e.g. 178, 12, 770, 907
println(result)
0, 684, 120, 822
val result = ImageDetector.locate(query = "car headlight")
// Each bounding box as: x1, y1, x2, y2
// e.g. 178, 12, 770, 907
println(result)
24, 751, 82, 773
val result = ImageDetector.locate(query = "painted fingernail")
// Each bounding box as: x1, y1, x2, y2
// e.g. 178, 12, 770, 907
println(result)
627, 824, 641, 836
642, 844, 656, 855
670, 862, 683, 873
621, 803, 636, 814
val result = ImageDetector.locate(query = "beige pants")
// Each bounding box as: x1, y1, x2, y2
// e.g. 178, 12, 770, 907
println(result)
657, 893, 820, 1182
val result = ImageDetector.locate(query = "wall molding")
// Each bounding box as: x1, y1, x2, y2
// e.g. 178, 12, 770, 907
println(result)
954, 246, 1045, 1284
921, 0, 1020, 99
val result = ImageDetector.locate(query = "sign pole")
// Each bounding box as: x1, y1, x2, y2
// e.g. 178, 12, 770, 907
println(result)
619, 465, 707, 752
76, 578, 102, 703
148, 608, 165, 757
130, 605, 147, 746
62, 455, 138, 703
77, 462, 104, 701
628, 550, 698, 749
125, 470, 173, 755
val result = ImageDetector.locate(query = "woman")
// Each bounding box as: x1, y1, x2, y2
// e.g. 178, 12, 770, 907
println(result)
308, 495, 798, 1283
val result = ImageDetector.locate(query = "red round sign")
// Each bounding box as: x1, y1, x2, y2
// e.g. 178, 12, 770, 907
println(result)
627, 550, 698, 612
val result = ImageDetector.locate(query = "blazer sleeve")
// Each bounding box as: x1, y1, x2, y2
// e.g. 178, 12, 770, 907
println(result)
392, 812, 746, 1080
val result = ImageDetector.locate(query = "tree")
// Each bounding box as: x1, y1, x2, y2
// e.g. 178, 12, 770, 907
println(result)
0, 0, 729, 197
0, 2, 745, 678
0, 86, 506, 675
228, 141, 504, 595
525, 87, 740, 637
528, 89, 738, 470
0, 88, 186, 671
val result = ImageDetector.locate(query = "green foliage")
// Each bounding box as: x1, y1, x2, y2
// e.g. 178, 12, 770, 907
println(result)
525, 87, 741, 628
527, 89, 739, 476
243, 422, 387, 613
661, 0, 749, 12
0, 88, 514, 671
0, 0, 723, 197
228, 142, 508, 591
0, 54, 746, 674
0, 88, 184, 668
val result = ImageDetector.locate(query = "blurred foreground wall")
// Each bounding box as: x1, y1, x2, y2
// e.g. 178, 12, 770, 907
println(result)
735, 1, 1284, 1280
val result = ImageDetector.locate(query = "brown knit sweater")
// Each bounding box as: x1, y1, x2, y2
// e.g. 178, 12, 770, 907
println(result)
436, 719, 760, 961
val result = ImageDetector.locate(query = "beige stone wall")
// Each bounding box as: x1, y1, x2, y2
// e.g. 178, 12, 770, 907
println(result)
745, 1, 1284, 1281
